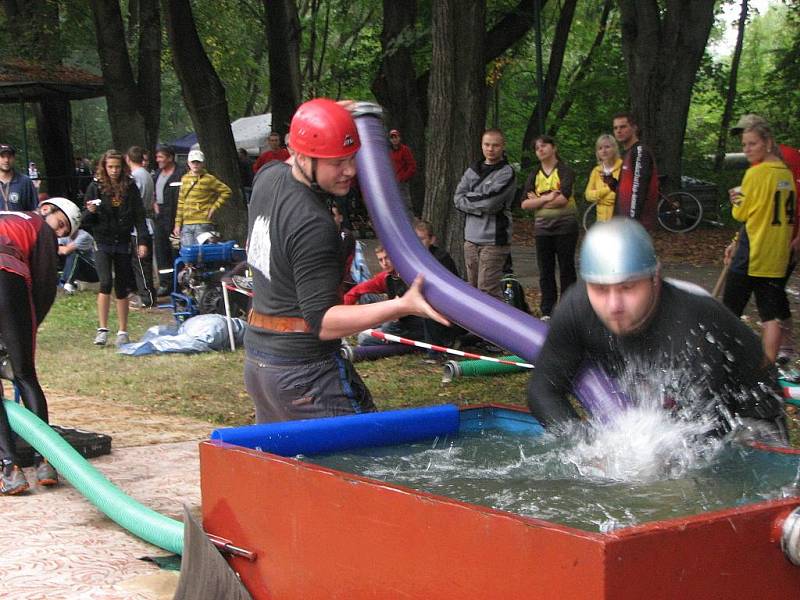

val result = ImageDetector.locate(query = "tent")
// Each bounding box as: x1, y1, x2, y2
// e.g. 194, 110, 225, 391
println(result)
170, 113, 271, 157
170, 131, 198, 155
230, 113, 272, 155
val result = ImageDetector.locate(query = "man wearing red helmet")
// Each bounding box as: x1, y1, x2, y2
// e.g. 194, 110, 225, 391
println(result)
245, 98, 446, 423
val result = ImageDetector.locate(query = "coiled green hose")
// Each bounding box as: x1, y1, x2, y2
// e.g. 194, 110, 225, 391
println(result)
4, 400, 184, 554
442, 356, 528, 382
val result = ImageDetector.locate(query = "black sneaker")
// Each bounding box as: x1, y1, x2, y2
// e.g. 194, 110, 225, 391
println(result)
1, 464, 30, 495
35, 460, 58, 487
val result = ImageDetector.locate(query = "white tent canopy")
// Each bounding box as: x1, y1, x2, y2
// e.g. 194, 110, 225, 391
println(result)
189, 113, 272, 156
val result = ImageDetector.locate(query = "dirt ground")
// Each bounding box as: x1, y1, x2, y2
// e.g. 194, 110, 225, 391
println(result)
45, 390, 216, 447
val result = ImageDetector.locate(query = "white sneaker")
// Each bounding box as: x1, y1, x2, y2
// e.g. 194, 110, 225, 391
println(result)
115, 331, 130, 346
94, 329, 109, 346
62, 282, 76, 294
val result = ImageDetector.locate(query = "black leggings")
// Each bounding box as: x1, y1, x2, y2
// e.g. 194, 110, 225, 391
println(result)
95, 247, 136, 299
0, 270, 48, 464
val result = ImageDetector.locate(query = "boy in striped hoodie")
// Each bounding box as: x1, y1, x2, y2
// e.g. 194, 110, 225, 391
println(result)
173, 149, 231, 247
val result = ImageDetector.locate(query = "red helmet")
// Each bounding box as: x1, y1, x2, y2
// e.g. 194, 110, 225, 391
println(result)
289, 98, 361, 159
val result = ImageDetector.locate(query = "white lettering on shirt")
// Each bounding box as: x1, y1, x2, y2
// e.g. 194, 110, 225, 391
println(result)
248, 214, 271, 281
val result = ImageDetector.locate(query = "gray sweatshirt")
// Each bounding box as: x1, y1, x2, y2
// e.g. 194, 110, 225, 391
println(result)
453, 159, 515, 245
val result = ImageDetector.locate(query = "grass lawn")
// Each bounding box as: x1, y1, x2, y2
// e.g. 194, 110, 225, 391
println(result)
35, 287, 799, 446
36, 290, 528, 426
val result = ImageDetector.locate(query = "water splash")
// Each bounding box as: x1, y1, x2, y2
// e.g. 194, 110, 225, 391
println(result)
564, 407, 722, 483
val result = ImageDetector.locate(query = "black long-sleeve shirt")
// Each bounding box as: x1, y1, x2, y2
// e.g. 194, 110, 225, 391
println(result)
528, 280, 784, 431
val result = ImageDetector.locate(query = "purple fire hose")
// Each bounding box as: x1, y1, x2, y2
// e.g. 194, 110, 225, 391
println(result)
341, 343, 417, 362
352, 103, 628, 420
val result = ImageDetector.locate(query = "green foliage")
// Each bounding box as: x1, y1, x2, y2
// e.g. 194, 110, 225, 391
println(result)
0, 0, 796, 195
492, 2, 627, 191
297, 0, 382, 100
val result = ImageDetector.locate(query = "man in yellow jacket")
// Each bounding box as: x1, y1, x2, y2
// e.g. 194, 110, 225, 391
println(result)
173, 149, 231, 247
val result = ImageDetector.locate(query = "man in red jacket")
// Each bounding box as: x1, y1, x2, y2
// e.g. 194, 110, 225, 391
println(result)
0, 197, 81, 495
389, 129, 417, 214
252, 131, 290, 174
605, 113, 659, 230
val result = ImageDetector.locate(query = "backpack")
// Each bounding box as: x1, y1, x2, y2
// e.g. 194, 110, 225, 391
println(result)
500, 274, 530, 313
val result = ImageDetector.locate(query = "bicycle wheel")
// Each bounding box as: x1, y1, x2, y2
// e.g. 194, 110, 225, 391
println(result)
657, 191, 703, 233
582, 203, 598, 231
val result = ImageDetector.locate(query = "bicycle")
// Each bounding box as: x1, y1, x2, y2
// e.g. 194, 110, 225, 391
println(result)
582, 189, 704, 233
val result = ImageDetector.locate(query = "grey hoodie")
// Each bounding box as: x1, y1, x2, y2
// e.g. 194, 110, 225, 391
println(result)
453, 159, 515, 245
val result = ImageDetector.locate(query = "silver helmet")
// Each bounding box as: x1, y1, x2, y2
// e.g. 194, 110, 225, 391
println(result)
580, 218, 657, 284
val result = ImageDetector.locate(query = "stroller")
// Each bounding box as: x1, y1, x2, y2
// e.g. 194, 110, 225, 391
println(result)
170, 236, 249, 323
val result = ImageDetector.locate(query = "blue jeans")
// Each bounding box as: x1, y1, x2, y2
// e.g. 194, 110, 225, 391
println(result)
61, 250, 98, 285
179, 223, 214, 248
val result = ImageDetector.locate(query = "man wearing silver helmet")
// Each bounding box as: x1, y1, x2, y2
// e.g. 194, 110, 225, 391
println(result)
527, 217, 787, 443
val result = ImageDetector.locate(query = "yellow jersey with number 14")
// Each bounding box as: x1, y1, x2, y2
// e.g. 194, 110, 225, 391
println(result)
732, 161, 797, 277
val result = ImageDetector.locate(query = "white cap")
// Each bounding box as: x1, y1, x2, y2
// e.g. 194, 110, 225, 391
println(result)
187, 149, 205, 163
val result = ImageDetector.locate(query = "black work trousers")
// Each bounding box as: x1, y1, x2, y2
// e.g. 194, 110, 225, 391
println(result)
153, 213, 176, 291
535, 230, 579, 317
0, 270, 49, 465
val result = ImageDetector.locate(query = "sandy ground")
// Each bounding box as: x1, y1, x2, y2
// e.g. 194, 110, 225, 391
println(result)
46, 391, 216, 448
0, 393, 216, 599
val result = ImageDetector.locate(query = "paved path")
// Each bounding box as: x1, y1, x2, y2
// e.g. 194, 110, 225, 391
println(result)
0, 396, 213, 599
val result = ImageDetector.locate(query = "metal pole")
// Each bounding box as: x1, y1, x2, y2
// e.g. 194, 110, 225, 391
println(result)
533, 0, 545, 133
19, 97, 30, 168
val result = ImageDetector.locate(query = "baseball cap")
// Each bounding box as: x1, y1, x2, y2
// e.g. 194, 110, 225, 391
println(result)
389, 129, 400, 136
187, 149, 205, 163
730, 114, 767, 135
0, 144, 16, 155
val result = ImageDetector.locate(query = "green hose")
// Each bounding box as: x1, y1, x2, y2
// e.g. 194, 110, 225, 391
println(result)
4, 400, 184, 555
442, 356, 528, 382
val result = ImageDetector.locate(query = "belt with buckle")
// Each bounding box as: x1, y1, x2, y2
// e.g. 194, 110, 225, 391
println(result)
248, 309, 313, 334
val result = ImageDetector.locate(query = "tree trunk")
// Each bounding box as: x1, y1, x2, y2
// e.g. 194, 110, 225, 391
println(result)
1, 0, 74, 198
374, 0, 547, 219
521, 0, 578, 165
163, 0, 246, 243
136, 0, 161, 153
549, 0, 613, 137
618, 0, 716, 191
264, 0, 302, 136
88, 0, 147, 152
714, 0, 748, 172
371, 0, 426, 215
424, 0, 486, 275
34, 98, 74, 198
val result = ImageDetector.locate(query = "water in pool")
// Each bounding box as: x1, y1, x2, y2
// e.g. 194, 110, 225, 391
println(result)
303, 406, 800, 532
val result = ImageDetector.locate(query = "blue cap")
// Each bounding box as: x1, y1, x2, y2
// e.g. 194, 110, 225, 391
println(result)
580, 218, 657, 284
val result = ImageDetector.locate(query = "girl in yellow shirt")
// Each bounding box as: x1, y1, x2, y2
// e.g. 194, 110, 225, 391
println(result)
722, 121, 797, 363
584, 134, 622, 222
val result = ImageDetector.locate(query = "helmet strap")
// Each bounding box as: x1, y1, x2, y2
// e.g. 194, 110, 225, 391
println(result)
297, 156, 323, 193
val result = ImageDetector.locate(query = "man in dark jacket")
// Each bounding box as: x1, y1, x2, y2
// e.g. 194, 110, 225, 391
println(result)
0, 144, 37, 211
152, 145, 184, 295
607, 113, 659, 230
